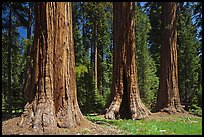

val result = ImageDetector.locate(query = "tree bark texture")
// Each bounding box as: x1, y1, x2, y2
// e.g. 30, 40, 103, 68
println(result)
102, 2, 151, 120
20, 2, 88, 130
155, 2, 185, 113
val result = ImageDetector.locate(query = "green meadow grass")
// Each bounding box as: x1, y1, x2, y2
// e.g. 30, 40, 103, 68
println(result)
86, 114, 202, 135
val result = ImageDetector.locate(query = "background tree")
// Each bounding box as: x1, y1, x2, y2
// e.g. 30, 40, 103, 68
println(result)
72, 2, 113, 114
19, 2, 89, 130
144, 2, 162, 77
72, 2, 91, 113
191, 2, 202, 42
155, 2, 185, 113
23, 2, 35, 99
135, 3, 159, 109
2, 2, 29, 117
102, 2, 151, 120
177, 2, 202, 111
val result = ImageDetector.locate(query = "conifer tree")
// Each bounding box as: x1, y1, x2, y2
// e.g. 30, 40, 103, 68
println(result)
102, 2, 151, 120
135, 3, 159, 109
177, 2, 202, 110
155, 2, 185, 113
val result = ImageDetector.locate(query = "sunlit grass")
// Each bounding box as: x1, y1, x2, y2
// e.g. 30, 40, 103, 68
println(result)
86, 114, 202, 135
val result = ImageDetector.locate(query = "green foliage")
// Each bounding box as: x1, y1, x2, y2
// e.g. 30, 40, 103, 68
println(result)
195, 84, 202, 107
73, 2, 113, 114
191, 2, 202, 42
177, 2, 202, 110
189, 104, 202, 116
76, 66, 105, 114
2, 2, 33, 116
93, 88, 106, 112
76, 64, 88, 78
135, 4, 159, 109
144, 2, 162, 76
2, 29, 26, 114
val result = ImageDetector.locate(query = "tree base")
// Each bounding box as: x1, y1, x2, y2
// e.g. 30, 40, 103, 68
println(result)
18, 99, 90, 131
104, 102, 152, 120
159, 106, 186, 114
131, 109, 152, 120
104, 110, 151, 120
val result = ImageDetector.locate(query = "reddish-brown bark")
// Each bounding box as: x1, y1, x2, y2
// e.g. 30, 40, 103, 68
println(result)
102, 2, 151, 120
19, 2, 89, 130
155, 2, 185, 114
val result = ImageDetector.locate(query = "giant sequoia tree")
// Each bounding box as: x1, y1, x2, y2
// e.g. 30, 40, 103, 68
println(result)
102, 2, 151, 120
155, 2, 185, 113
19, 2, 88, 130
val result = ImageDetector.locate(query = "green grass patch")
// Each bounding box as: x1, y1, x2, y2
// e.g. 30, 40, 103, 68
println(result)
86, 114, 202, 135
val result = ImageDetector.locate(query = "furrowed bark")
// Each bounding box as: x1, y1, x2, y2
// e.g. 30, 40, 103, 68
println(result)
20, 2, 88, 131
102, 2, 151, 120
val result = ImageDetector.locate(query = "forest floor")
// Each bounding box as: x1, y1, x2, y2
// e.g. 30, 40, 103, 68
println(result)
2, 112, 202, 135
2, 115, 128, 135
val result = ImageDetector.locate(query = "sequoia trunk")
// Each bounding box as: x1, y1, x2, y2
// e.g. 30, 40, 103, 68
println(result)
155, 2, 185, 113
19, 2, 88, 130
102, 2, 151, 120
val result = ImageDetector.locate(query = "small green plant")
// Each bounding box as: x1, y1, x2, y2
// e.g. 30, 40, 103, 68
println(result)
189, 104, 202, 116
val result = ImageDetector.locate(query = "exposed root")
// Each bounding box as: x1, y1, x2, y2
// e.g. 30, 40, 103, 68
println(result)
131, 111, 151, 120
160, 106, 186, 114
104, 106, 152, 120
105, 111, 116, 120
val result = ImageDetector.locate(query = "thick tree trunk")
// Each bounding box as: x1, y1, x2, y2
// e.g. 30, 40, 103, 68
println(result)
102, 2, 151, 120
19, 2, 88, 131
155, 2, 185, 113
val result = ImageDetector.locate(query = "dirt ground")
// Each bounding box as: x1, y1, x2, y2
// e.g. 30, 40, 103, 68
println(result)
2, 112, 199, 135
2, 116, 129, 135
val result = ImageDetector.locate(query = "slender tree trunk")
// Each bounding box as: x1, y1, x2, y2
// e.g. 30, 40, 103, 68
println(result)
184, 47, 187, 110
19, 2, 88, 131
155, 2, 185, 113
102, 2, 151, 120
97, 45, 103, 96
7, 2, 12, 116
93, 20, 98, 91
24, 2, 33, 98
90, 19, 94, 65
27, 2, 32, 44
